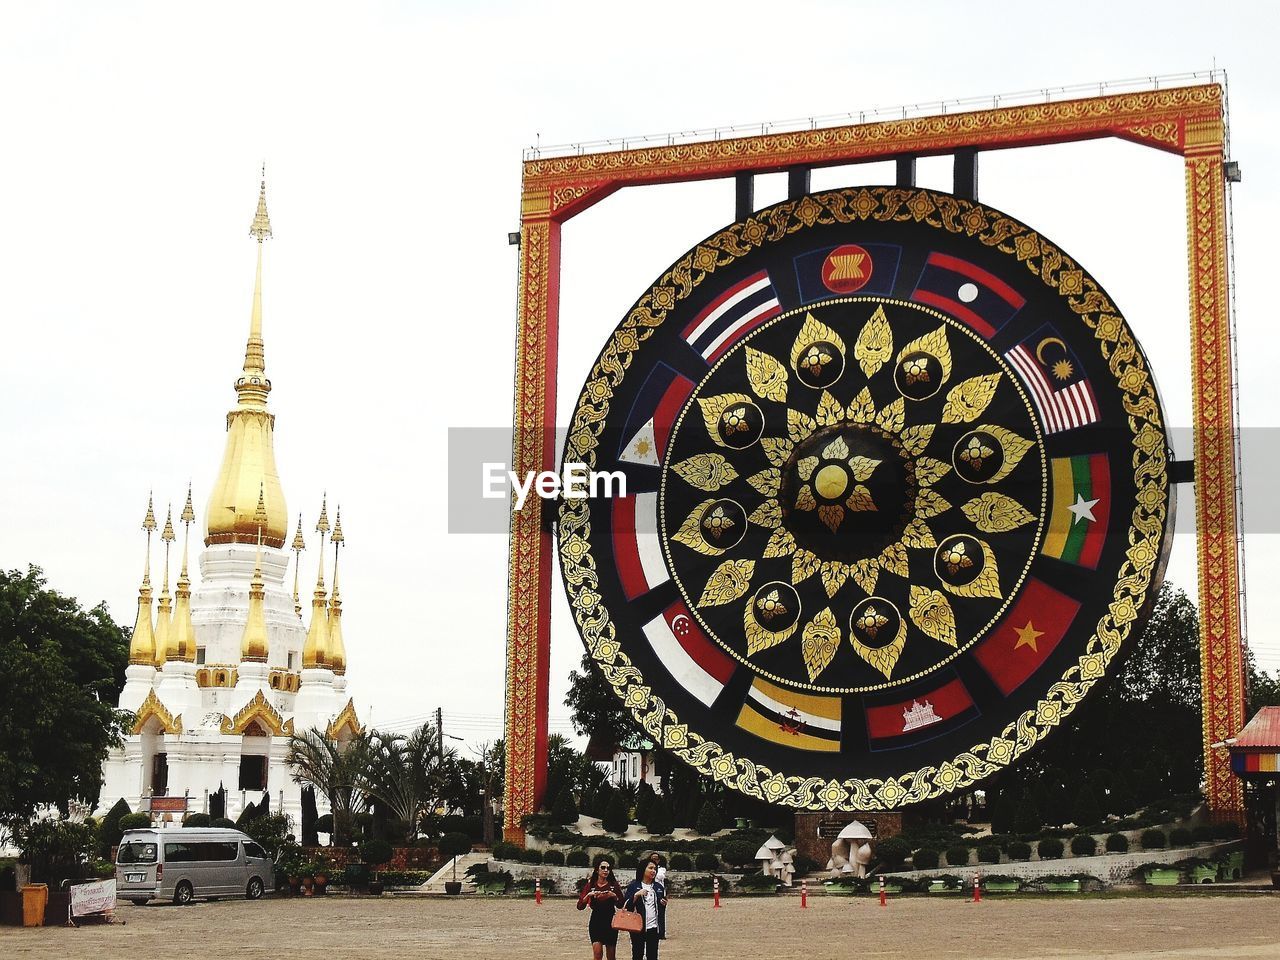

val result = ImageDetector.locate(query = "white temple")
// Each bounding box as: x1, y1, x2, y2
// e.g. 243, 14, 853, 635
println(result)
96, 179, 361, 826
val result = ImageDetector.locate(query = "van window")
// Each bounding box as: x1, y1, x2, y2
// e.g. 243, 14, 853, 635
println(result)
244, 841, 268, 860
117, 841, 157, 864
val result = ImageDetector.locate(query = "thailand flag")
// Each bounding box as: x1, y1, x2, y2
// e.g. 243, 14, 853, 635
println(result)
1004, 326, 1099, 434
911, 252, 1025, 338
643, 600, 736, 708
682, 271, 782, 363
612, 492, 669, 600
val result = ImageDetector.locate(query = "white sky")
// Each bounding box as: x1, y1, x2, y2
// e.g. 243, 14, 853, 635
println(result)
2, 2, 1279, 752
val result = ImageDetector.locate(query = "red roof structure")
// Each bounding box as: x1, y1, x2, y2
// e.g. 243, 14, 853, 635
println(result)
1229, 707, 1280, 777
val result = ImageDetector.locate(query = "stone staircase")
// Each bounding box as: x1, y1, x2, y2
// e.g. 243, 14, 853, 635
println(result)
405, 851, 491, 894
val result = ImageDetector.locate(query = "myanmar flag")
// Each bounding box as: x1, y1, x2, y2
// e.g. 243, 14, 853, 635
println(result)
973, 579, 1081, 696
1041, 454, 1109, 569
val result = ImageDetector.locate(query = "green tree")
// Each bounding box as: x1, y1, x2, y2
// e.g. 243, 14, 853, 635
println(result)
602, 792, 629, 835
362, 724, 453, 843
696, 799, 723, 836
1071, 784, 1102, 829
1246, 650, 1280, 715
286, 728, 375, 845
646, 795, 674, 837
565, 653, 635, 748
551, 785, 579, 825
0, 566, 130, 822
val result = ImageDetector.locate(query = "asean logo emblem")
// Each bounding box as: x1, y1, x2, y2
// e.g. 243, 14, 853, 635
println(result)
821, 244, 873, 294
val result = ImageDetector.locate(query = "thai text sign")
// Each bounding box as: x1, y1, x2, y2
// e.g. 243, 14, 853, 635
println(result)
70, 879, 116, 917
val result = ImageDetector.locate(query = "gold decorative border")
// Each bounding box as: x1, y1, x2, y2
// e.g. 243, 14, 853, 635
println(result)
558, 186, 1170, 810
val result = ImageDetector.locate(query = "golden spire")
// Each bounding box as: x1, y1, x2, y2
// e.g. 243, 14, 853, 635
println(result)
154, 505, 175, 667
328, 507, 347, 676
291, 513, 306, 619
205, 172, 287, 549
239, 486, 271, 663
128, 495, 158, 666
170, 485, 197, 662
302, 498, 330, 670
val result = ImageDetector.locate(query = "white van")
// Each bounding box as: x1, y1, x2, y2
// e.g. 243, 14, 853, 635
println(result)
115, 827, 273, 905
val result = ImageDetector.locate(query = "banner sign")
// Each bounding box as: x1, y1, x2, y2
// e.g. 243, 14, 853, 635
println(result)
146, 796, 188, 813
70, 879, 116, 917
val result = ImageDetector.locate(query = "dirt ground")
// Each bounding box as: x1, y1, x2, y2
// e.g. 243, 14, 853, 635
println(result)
1, 892, 1278, 960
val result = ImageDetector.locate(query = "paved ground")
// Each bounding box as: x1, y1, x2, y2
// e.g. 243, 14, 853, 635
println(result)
1, 893, 1277, 959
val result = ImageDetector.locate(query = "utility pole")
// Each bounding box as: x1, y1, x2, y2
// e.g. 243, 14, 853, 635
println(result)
436, 706, 445, 766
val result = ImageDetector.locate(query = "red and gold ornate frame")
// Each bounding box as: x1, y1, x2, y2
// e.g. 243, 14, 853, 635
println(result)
503, 84, 1242, 840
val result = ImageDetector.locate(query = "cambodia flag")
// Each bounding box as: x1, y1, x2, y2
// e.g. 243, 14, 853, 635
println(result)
973, 580, 1081, 696
865, 677, 976, 743
643, 601, 736, 708
910, 252, 1024, 338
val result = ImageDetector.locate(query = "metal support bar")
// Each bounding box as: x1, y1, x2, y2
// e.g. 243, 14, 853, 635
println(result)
787, 166, 811, 200
954, 149, 979, 200
735, 172, 755, 222
896, 156, 916, 188
1171, 459, 1196, 485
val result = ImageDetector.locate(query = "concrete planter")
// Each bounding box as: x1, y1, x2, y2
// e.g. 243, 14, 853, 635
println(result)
1190, 865, 1218, 884
1040, 880, 1080, 893
1144, 869, 1181, 887
983, 880, 1020, 893
927, 880, 961, 894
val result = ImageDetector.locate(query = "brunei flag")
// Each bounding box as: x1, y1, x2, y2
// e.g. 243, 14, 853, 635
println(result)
910, 252, 1025, 338
1041, 454, 1110, 569
973, 579, 1081, 696
643, 601, 736, 708
792, 243, 901, 304
616, 363, 694, 467
736, 677, 842, 752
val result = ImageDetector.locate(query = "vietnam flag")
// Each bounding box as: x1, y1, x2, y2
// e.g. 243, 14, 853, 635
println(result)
973, 580, 1081, 696
1041, 455, 1109, 569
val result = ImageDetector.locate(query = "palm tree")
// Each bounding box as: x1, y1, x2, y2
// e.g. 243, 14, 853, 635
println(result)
286, 728, 374, 846
361, 726, 453, 844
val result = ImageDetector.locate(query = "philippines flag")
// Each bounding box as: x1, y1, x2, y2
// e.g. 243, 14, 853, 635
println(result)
973, 579, 1081, 696
613, 492, 668, 600
911, 252, 1025, 339
616, 363, 694, 467
643, 601, 736, 708
1004, 326, 1100, 434
683, 271, 782, 363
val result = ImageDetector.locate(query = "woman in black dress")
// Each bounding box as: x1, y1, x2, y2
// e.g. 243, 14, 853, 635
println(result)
577, 854, 623, 960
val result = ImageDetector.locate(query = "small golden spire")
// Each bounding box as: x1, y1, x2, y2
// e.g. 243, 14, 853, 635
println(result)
129, 495, 158, 666
154, 505, 175, 667
328, 508, 347, 676
170, 485, 197, 662
291, 513, 306, 619
237, 171, 272, 408
250, 165, 273, 241
302, 498, 330, 670
239, 486, 270, 663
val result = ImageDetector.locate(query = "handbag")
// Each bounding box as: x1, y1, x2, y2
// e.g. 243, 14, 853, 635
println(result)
611, 907, 644, 933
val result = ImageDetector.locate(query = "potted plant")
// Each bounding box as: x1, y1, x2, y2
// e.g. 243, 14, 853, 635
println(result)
464, 864, 511, 895
361, 838, 393, 896
1141, 862, 1182, 886
300, 859, 317, 897
982, 874, 1022, 894
439, 832, 472, 895
313, 854, 332, 895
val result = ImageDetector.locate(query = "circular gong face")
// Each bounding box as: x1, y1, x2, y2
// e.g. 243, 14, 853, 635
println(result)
559, 187, 1171, 810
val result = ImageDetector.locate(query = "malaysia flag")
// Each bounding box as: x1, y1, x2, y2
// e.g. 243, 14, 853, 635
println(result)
682, 271, 781, 363
643, 601, 736, 708
911, 252, 1025, 338
1004, 326, 1099, 434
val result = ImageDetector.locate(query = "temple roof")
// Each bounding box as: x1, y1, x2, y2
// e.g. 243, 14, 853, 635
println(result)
1234, 706, 1280, 749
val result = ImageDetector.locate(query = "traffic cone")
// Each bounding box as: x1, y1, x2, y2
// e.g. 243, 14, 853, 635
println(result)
971, 874, 981, 903
713, 877, 721, 908
878, 875, 886, 907
800, 878, 807, 908
535, 877, 542, 905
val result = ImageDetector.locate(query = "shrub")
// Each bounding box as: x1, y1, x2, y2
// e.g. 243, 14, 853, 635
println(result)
551, 786, 579, 826
1013, 798, 1041, 835
1191, 824, 1214, 844
694, 851, 720, 872
793, 854, 820, 876
977, 843, 1001, 865
1071, 785, 1103, 830
1070, 834, 1097, 857
1100, 833, 1128, 855
1168, 827, 1193, 847
989, 792, 1017, 835
244, 813, 296, 862
360, 837, 394, 868
517, 848, 544, 864
735, 870, 780, 890
183, 813, 211, 828
1210, 821, 1241, 841
99, 798, 133, 857
670, 853, 692, 871
1037, 838, 1064, 860
492, 841, 521, 861
1140, 829, 1167, 850
945, 845, 971, 867
721, 840, 757, 868
635, 783, 655, 825
542, 848, 566, 866
1007, 840, 1032, 861
602, 794, 630, 835
696, 800, 723, 836
912, 848, 940, 870
647, 797, 674, 837
209, 817, 236, 829
1108, 777, 1138, 817
875, 837, 910, 869
566, 849, 590, 867
16, 819, 97, 886
119, 812, 151, 831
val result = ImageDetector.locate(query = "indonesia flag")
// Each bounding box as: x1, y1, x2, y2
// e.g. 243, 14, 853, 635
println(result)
683, 271, 782, 363
911, 252, 1025, 338
973, 579, 1081, 696
643, 601, 736, 708
612, 492, 668, 600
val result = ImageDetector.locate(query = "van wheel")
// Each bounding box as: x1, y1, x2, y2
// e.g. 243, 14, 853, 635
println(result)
173, 881, 194, 906
246, 877, 264, 900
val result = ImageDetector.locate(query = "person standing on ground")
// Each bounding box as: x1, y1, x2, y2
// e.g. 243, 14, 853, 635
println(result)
621, 859, 666, 960
647, 852, 669, 940
578, 855, 623, 960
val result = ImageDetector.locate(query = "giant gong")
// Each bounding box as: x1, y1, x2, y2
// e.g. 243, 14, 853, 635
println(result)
559, 186, 1172, 810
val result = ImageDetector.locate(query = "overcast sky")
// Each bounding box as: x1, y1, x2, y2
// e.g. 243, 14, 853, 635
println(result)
2, 2, 1278, 751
